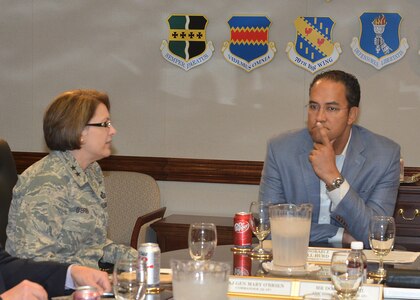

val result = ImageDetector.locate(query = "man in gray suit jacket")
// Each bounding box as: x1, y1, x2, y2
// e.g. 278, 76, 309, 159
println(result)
259, 70, 400, 246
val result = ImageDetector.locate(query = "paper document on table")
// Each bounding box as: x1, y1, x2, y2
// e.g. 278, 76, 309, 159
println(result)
364, 250, 419, 264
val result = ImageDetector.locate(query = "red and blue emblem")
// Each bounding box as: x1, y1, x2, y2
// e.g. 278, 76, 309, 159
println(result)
350, 13, 409, 70
161, 15, 214, 71
222, 16, 276, 72
286, 17, 342, 73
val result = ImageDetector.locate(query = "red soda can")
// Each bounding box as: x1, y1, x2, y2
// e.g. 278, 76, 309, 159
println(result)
233, 252, 252, 276
73, 286, 100, 300
233, 212, 252, 248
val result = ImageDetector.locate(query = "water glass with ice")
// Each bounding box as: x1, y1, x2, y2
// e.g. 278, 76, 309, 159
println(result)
171, 259, 230, 300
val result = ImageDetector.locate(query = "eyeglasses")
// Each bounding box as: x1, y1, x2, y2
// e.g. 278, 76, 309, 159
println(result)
86, 120, 112, 128
305, 103, 349, 114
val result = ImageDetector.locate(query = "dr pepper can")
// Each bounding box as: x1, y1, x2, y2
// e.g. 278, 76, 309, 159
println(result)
233, 212, 252, 249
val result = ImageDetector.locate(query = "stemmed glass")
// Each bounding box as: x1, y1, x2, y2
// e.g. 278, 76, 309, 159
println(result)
249, 201, 271, 258
368, 215, 396, 279
113, 258, 147, 300
330, 251, 363, 300
188, 222, 217, 261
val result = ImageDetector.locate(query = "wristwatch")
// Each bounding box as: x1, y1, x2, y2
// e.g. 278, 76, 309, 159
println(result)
326, 175, 344, 192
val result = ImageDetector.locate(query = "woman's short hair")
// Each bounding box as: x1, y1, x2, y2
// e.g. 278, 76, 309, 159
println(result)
43, 89, 110, 151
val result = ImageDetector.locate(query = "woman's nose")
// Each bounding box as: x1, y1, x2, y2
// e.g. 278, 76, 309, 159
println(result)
109, 125, 117, 135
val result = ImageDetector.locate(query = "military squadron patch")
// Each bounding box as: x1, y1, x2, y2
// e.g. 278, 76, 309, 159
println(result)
221, 16, 276, 72
161, 15, 214, 71
350, 13, 409, 70
286, 17, 342, 74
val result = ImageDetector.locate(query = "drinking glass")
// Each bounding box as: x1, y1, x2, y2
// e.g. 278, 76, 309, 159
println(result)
113, 258, 147, 300
171, 259, 230, 300
249, 201, 271, 258
368, 215, 396, 279
330, 251, 363, 300
188, 222, 217, 261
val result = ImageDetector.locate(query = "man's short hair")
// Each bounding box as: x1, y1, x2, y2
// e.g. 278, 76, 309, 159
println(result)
309, 70, 361, 108
43, 89, 110, 151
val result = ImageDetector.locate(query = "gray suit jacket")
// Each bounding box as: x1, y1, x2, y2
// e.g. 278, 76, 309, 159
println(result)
259, 125, 400, 246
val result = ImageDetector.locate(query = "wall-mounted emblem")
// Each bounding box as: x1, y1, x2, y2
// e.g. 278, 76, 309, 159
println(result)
222, 16, 276, 72
286, 17, 342, 73
350, 13, 409, 70
161, 15, 214, 71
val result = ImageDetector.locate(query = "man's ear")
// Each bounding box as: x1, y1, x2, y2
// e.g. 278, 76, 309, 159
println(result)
348, 106, 359, 125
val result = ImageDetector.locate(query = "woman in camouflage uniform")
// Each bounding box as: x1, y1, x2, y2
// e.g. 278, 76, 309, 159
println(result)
5, 89, 137, 269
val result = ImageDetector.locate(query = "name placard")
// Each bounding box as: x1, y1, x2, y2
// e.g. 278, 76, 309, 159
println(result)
228, 276, 293, 296
228, 276, 383, 300
299, 281, 383, 299
307, 247, 350, 264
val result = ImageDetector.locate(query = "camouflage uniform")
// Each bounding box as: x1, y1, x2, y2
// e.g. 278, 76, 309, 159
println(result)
5, 150, 137, 269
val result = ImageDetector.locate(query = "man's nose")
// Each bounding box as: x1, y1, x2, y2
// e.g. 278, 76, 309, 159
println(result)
315, 107, 327, 121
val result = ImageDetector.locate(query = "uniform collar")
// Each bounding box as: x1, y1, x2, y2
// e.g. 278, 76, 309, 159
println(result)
54, 151, 106, 200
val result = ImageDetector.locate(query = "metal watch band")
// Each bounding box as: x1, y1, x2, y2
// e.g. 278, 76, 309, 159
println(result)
326, 176, 344, 192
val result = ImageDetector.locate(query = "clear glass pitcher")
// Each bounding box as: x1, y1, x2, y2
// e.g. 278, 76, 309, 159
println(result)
269, 203, 313, 270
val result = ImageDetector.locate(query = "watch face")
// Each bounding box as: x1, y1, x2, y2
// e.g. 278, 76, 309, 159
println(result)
334, 177, 344, 188
327, 176, 344, 191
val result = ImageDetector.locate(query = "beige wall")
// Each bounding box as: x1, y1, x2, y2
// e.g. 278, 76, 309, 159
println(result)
1, 0, 419, 216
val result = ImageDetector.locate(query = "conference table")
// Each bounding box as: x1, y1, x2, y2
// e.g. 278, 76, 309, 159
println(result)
53, 244, 420, 299
158, 244, 420, 300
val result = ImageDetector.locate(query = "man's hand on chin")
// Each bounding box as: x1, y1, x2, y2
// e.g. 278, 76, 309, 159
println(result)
309, 122, 340, 183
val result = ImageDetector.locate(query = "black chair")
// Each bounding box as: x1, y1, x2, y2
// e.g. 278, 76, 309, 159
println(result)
0, 139, 18, 246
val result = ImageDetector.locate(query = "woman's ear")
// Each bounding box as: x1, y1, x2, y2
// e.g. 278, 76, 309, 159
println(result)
80, 128, 88, 145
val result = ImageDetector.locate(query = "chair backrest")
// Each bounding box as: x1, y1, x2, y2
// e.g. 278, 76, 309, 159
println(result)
0, 139, 18, 246
103, 171, 161, 248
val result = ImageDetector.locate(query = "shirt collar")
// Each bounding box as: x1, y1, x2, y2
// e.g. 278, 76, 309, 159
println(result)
338, 128, 352, 157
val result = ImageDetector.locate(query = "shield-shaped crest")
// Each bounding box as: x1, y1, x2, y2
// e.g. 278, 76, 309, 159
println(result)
222, 16, 276, 72
286, 17, 341, 73
161, 15, 214, 71
350, 13, 409, 70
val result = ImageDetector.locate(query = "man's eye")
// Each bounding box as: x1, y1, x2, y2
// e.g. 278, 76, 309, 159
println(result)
327, 106, 339, 112
309, 104, 319, 110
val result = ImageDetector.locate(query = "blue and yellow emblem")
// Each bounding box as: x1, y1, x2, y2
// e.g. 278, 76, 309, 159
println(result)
221, 16, 276, 72
350, 13, 409, 70
286, 17, 341, 73
161, 15, 214, 71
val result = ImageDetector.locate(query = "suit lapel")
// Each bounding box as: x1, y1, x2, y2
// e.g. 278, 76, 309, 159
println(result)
299, 135, 321, 220
342, 126, 366, 184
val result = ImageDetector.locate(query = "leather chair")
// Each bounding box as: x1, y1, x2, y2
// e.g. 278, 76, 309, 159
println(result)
103, 171, 166, 250
0, 139, 18, 246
